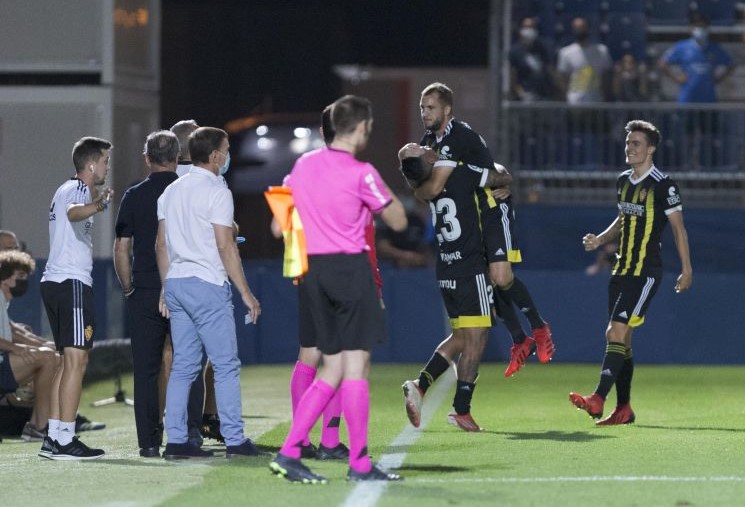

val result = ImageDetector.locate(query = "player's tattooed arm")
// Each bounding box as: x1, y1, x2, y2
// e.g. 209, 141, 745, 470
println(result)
484, 163, 513, 188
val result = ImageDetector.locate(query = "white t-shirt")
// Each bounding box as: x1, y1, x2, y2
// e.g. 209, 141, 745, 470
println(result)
0, 292, 11, 343
157, 166, 234, 286
176, 163, 192, 178
41, 178, 94, 286
557, 42, 612, 104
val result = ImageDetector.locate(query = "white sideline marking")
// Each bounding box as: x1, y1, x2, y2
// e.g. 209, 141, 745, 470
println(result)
340, 369, 456, 507
413, 476, 745, 484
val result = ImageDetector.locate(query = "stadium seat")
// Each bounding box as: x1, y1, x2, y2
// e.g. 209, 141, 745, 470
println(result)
606, 13, 648, 61
694, 0, 736, 25
602, 0, 646, 12
556, 0, 601, 16
647, 0, 691, 25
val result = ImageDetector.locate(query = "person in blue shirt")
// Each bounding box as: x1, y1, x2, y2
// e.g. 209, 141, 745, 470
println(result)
658, 13, 734, 103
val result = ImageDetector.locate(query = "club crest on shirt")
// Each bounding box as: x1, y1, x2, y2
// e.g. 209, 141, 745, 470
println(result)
639, 188, 647, 202
85, 325, 93, 341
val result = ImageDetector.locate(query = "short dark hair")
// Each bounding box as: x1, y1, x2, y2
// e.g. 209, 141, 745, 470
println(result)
321, 104, 335, 145
421, 82, 454, 109
188, 127, 227, 164
0, 250, 35, 282
72, 137, 112, 173
170, 119, 199, 158
331, 95, 372, 136
625, 120, 661, 147
143, 130, 180, 165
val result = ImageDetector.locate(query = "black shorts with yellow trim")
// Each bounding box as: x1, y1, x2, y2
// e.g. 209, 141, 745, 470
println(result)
608, 274, 661, 328
438, 273, 493, 329
483, 199, 522, 264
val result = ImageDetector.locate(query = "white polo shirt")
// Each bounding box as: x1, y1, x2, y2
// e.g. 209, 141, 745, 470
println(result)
157, 165, 234, 286
41, 178, 94, 286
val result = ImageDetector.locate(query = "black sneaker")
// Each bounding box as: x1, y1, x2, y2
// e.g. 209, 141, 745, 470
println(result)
300, 442, 317, 459
38, 436, 58, 459
201, 414, 224, 442
347, 465, 402, 482
269, 453, 327, 484
226, 438, 268, 458
50, 437, 105, 461
75, 414, 105, 432
188, 427, 204, 448
163, 442, 214, 460
316, 443, 350, 461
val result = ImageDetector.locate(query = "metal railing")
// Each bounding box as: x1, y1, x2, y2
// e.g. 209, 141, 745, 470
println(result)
504, 101, 745, 207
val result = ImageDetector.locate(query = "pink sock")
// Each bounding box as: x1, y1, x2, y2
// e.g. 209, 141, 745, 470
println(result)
321, 388, 341, 448
290, 361, 317, 446
280, 379, 335, 459
341, 379, 371, 473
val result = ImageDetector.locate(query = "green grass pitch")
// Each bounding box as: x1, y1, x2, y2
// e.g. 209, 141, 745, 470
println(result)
2, 363, 743, 506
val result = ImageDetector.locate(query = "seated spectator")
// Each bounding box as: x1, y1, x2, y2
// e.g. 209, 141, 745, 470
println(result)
0, 232, 105, 435
613, 53, 648, 102
0, 250, 59, 441
557, 16, 612, 103
509, 17, 557, 101
375, 197, 432, 268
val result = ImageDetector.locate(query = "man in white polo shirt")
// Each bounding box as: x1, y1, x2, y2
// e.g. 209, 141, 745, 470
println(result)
156, 126, 262, 459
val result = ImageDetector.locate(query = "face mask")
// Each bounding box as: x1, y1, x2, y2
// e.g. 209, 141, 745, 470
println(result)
520, 27, 538, 43
9, 278, 28, 298
574, 30, 589, 42
218, 152, 231, 175
692, 27, 708, 43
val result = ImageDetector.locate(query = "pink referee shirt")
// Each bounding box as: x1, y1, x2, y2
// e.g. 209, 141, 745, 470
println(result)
286, 147, 391, 255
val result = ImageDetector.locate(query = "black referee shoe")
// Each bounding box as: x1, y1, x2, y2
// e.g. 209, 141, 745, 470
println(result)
316, 443, 350, 461
50, 437, 105, 461
163, 442, 214, 460
347, 465, 402, 482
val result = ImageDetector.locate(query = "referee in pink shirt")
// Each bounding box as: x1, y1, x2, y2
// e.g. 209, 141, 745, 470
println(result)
270, 95, 407, 483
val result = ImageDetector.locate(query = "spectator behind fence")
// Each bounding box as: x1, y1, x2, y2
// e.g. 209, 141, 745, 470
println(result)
613, 53, 648, 102
658, 13, 734, 103
509, 17, 557, 102
557, 16, 612, 104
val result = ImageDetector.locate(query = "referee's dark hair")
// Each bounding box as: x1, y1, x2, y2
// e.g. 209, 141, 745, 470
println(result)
625, 120, 661, 147
72, 137, 113, 173
421, 82, 454, 109
143, 130, 180, 166
321, 104, 335, 145
189, 127, 228, 164
331, 95, 372, 136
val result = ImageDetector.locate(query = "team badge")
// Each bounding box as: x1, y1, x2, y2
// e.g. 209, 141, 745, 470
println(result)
639, 188, 647, 202
85, 325, 93, 341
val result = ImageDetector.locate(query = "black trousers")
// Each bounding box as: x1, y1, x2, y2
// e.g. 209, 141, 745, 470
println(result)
128, 288, 204, 448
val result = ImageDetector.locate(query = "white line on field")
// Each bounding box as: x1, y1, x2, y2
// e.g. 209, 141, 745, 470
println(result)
413, 476, 745, 484
340, 368, 456, 507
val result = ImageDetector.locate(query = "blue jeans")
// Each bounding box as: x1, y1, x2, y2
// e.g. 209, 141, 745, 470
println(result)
164, 277, 244, 446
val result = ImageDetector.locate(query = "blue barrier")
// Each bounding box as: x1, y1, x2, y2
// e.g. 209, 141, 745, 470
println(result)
9, 206, 744, 365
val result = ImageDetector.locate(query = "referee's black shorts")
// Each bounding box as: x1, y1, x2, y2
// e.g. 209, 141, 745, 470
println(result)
301, 253, 386, 355
40, 279, 96, 353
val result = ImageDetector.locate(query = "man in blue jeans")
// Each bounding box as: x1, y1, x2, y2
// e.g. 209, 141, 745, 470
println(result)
156, 126, 262, 459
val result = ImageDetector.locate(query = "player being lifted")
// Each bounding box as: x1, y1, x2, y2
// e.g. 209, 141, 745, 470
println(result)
400, 82, 555, 431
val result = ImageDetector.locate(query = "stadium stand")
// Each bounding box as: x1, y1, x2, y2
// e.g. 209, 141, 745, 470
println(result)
606, 12, 648, 61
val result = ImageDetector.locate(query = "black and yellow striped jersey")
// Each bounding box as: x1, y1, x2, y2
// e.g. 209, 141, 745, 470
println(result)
613, 166, 683, 277
421, 119, 492, 278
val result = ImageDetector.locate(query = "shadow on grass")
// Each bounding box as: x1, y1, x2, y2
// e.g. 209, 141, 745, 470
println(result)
397, 464, 470, 473
488, 430, 616, 442
636, 424, 745, 433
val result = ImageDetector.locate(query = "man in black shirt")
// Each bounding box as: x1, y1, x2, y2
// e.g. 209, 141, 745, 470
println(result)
113, 130, 179, 457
